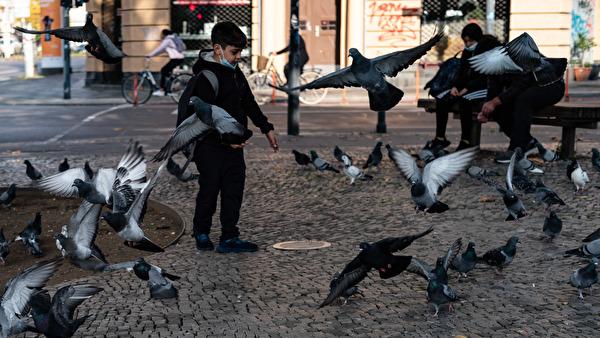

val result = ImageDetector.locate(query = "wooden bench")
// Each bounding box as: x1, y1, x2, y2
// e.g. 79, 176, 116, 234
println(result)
417, 98, 600, 158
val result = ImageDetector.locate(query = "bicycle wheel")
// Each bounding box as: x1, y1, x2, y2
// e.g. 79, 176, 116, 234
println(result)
247, 71, 276, 105
169, 73, 193, 103
299, 71, 328, 104
122, 74, 153, 104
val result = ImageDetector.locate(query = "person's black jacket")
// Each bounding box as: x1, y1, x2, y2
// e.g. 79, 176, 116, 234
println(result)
486, 72, 538, 105
454, 35, 502, 93
188, 49, 274, 146
276, 35, 309, 65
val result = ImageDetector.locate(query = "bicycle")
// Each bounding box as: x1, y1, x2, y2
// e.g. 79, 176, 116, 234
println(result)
246, 54, 328, 105
121, 58, 193, 104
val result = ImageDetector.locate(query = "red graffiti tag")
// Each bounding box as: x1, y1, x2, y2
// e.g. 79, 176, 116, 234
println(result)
368, 2, 418, 47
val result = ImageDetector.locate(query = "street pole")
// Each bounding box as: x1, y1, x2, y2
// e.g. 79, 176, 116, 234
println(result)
63, 4, 71, 99
287, 0, 300, 136
486, 0, 496, 35
23, 21, 35, 78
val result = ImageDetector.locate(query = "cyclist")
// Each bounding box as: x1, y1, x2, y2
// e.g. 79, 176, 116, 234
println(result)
271, 33, 309, 85
147, 29, 185, 96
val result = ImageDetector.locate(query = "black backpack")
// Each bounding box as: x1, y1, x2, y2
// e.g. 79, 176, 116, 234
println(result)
176, 70, 219, 127
424, 52, 461, 100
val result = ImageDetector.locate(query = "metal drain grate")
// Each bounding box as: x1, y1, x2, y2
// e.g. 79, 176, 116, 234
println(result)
272, 241, 332, 251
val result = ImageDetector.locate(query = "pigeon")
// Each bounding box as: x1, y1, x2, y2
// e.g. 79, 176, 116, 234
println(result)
390, 146, 479, 214
153, 96, 253, 162
31, 211, 42, 234
166, 157, 199, 183
569, 258, 599, 299
58, 158, 70, 173
385, 144, 396, 163
567, 158, 589, 193
536, 142, 560, 165
405, 238, 463, 285
583, 228, 600, 243
15, 12, 126, 64
38, 140, 147, 207
0, 183, 16, 210
309, 150, 339, 175
272, 29, 444, 111
319, 227, 433, 307
512, 166, 537, 196
54, 200, 108, 268
56, 225, 68, 257
480, 236, 520, 275
84, 161, 94, 180
342, 155, 373, 185
449, 241, 477, 281
334, 145, 352, 163
292, 150, 311, 168
101, 161, 167, 253
592, 148, 600, 173
29, 284, 103, 338
24, 160, 43, 180
0, 259, 60, 337
466, 165, 500, 179
325, 272, 364, 306
426, 272, 458, 317
417, 140, 446, 164
565, 238, 600, 258
469, 32, 567, 86
362, 141, 383, 170
0, 227, 9, 266
543, 211, 563, 242
12, 216, 43, 257
535, 178, 566, 211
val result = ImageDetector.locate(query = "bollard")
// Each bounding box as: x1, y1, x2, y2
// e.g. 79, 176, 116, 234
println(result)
271, 72, 276, 104
376, 110, 386, 133
133, 74, 138, 107
564, 68, 569, 102
341, 86, 348, 105
414, 68, 419, 103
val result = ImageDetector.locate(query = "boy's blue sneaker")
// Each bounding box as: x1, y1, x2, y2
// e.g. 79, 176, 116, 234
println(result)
193, 233, 214, 251
216, 237, 258, 253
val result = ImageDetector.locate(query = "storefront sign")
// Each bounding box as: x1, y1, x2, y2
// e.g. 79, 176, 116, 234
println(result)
172, 0, 250, 5
40, 0, 63, 69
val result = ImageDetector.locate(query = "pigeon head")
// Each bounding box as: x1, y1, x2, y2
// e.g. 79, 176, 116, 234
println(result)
466, 242, 476, 251
507, 236, 520, 246
189, 96, 213, 126
348, 48, 361, 58
385, 144, 391, 149
87, 12, 93, 21
592, 148, 599, 156
359, 242, 369, 251
549, 211, 558, 219
310, 150, 318, 160
341, 155, 351, 166
24, 160, 31, 166
427, 272, 438, 282
435, 257, 444, 268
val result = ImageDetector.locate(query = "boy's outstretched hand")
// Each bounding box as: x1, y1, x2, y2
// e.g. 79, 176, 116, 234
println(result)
266, 130, 279, 152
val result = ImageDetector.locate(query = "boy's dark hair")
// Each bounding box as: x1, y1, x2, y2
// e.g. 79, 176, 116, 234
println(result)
162, 29, 173, 36
461, 23, 483, 41
211, 21, 247, 49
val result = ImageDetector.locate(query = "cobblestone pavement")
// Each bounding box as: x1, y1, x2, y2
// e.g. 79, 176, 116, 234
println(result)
2, 105, 600, 337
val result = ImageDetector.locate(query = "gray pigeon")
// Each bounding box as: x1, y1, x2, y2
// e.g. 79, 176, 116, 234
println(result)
565, 238, 600, 258
310, 150, 339, 175
273, 29, 444, 111
342, 155, 373, 185
334, 145, 352, 163
362, 141, 383, 170
153, 97, 253, 162
385, 144, 395, 163
512, 166, 537, 196
292, 149, 311, 168
543, 211, 562, 242
15, 12, 126, 64
569, 258, 599, 299
0, 259, 60, 337
58, 158, 70, 173
12, 216, 42, 257
167, 157, 199, 183
425, 272, 458, 317
567, 158, 589, 192
326, 272, 364, 306
466, 165, 499, 179
24, 160, 43, 180
535, 178, 566, 211
29, 284, 104, 337
449, 242, 477, 281
536, 142, 560, 165
84, 161, 94, 180
480, 236, 520, 275
391, 146, 479, 214
405, 238, 463, 285
0, 183, 16, 210
592, 148, 600, 173
0, 227, 9, 266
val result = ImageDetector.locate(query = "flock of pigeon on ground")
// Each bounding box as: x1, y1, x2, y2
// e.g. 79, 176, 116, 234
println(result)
0, 13, 595, 335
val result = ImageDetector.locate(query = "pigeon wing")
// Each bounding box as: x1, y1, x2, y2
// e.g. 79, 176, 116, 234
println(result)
423, 146, 479, 197
469, 46, 523, 74
404, 257, 432, 281
38, 167, 90, 198
15, 26, 87, 42
153, 114, 214, 161
443, 238, 463, 271
284, 67, 361, 91
124, 161, 166, 231
319, 264, 369, 308
505, 32, 542, 70
95, 28, 127, 59
389, 149, 422, 183
71, 201, 102, 250
375, 226, 434, 253
52, 284, 103, 322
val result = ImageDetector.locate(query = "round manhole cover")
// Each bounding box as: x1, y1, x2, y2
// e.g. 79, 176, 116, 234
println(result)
272, 240, 331, 251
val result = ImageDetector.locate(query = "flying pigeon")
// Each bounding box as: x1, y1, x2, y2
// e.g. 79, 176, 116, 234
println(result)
426, 272, 458, 317
24, 160, 43, 180
29, 284, 104, 337
405, 238, 463, 285
449, 241, 477, 281
292, 150, 311, 168
0, 227, 9, 266
567, 158, 589, 193
583, 228, 600, 243
362, 141, 383, 171
334, 145, 352, 163
592, 148, 600, 173
390, 146, 479, 214
12, 215, 43, 257
310, 150, 339, 175
466, 165, 500, 179
38, 140, 147, 207
342, 155, 373, 185
535, 178, 566, 211
324, 272, 364, 306
543, 211, 563, 242
0, 259, 60, 337
536, 142, 560, 165
569, 258, 599, 299
58, 158, 70, 173
319, 227, 433, 308
153, 97, 253, 162
15, 12, 126, 64
469, 32, 567, 86
565, 238, 600, 258
101, 161, 167, 252
512, 166, 537, 196
166, 157, 199, 182
0, 183, 16, 210
272, 29, 444, 111
84, 161, 94, 180
480, 236, 520, 275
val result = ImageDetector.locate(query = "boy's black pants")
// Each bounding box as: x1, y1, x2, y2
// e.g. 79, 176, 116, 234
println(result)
192, 142, 245, 241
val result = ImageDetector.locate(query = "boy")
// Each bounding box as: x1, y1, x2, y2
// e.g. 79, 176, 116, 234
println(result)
184, 21, 278, 253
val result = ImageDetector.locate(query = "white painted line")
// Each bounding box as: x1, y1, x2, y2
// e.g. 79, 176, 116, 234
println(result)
170, 108, 178, 115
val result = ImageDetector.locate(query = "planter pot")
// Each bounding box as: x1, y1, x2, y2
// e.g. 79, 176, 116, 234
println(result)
573, 66, 593, 81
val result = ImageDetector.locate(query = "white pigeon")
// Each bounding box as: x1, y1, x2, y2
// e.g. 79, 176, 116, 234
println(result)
341, 155, 373, 185
567, 158, 589, 193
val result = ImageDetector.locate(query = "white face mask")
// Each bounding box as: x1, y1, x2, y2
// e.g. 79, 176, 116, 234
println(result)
464, 42, 478, 52
218, 46, 237, 69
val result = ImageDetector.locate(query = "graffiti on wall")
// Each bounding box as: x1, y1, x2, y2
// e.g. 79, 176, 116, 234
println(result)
571, 0, 596, 61
367, 1, 419, 48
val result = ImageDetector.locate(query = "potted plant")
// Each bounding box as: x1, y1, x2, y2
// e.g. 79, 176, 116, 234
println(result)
572, 32, 597, 81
